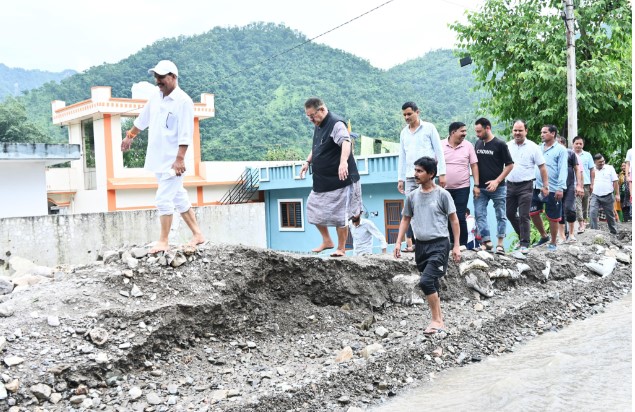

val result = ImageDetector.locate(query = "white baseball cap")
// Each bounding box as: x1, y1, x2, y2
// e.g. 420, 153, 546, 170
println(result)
148, 60, 179, 77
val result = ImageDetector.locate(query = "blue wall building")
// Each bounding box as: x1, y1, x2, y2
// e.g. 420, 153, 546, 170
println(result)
256, 154, 514, 255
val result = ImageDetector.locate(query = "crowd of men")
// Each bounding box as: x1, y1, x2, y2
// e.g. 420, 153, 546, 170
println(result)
394, 102, 626, 254
296, 97, 627, 265
297, 98, 628, 334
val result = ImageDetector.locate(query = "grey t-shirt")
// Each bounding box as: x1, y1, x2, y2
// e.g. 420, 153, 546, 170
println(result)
403, 186, 456, 241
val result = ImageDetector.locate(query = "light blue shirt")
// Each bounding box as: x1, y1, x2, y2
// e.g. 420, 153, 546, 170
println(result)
576, 150, 594, 184
398, 121, 446, 181
535, 142, 568, 192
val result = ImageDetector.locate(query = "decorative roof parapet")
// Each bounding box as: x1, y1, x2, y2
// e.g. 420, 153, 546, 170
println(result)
52, 86, 215, 126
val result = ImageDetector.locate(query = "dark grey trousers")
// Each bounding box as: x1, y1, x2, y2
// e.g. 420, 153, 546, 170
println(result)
589, 193, 618, 234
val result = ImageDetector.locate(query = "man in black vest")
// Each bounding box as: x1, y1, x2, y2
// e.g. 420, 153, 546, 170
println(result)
300, 97, 362, 257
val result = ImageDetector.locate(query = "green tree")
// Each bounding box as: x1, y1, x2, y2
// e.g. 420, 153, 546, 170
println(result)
121, 118, 148, 168
264, 146, 303, 161
0, 97, 49, 143
451, 0, 632, 161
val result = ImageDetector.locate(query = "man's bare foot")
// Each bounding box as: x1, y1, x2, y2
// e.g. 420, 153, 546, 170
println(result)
423, 323, 446, 335
329, 249, 346, 257
186, 234, 206, 248
148, 241, 170, 254
312, 242, 334, 253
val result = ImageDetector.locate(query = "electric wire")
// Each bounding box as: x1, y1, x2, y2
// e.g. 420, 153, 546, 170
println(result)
51, 0, 480, 158
67, 0, 399, 126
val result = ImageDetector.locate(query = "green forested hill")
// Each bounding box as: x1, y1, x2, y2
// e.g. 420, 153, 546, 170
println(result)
6, 23, 483, 161
0, 64, 75, 101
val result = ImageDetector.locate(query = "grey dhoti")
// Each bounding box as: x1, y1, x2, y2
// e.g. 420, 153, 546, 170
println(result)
307, 180, 362, 227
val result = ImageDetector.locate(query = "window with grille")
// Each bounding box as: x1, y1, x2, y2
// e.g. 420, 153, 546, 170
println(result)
278, 199, 304, 231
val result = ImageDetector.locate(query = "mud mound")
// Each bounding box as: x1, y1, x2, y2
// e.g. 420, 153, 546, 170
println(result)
0, 227, 631, 411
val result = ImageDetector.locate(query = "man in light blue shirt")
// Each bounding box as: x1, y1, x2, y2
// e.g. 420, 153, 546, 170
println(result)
397, 102, 446, 251
398, 102, 446, 192
572, 136, 595, 233
529, 125, 568, 251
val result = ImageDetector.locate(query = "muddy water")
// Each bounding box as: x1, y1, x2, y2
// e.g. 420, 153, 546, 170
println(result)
374, 294, 632, 412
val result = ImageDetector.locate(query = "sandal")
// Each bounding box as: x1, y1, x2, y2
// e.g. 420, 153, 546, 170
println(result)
402, 246, 415, 253
495, 245, 506, 255
480, 241, 494, 251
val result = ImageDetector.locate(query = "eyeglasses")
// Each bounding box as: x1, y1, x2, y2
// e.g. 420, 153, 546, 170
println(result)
306, 107, 323, 120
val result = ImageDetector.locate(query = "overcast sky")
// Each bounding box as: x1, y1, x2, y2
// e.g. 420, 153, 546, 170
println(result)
2, 0, 484, 73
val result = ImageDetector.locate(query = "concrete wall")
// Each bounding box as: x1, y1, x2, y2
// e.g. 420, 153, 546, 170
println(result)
0, 163, 48, 218
0, 203, 265, 268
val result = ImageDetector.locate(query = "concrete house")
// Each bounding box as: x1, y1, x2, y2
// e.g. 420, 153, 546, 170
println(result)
257, 154, 405, 254
256, 153, 511, 254
0, 143, 80, 218
47, 85, 218, 214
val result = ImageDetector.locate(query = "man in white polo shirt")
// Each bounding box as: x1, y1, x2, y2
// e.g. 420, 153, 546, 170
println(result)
505, 119, 549, 253
589, 153, 620, 234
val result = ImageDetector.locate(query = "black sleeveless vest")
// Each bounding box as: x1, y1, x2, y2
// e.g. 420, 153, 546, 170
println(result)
311, 111, 360, 193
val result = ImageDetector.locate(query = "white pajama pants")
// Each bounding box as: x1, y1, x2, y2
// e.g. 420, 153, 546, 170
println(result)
155, 173, 191, 215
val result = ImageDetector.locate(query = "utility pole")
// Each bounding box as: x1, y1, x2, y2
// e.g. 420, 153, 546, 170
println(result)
563, 0, 577, 146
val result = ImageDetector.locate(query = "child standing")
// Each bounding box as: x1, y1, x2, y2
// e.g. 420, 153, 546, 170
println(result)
394, 156, 461, 335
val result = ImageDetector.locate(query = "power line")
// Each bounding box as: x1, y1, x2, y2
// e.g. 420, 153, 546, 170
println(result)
213, 0, 396, 85
61, 0, 398, 127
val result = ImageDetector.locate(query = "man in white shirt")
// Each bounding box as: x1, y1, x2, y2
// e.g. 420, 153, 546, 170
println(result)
465, 208, 480, 250
348, 214, 387, 256
589, 153, 620, 234
505, 119, 548, 253
121, 60, 205, 253
397, 102, 446, 251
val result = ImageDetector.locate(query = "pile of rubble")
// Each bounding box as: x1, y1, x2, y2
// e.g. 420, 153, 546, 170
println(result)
0, 227, 631, 411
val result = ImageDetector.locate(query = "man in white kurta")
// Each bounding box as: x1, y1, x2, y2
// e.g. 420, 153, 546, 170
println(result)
348, 214, 387, 256
121, 60, 205, 253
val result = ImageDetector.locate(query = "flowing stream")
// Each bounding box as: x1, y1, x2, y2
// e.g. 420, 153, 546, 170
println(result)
373, 294, 632, 412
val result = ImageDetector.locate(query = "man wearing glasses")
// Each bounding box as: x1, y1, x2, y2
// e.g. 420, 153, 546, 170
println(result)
121, 60, 205, 254
300, 97, 361, 257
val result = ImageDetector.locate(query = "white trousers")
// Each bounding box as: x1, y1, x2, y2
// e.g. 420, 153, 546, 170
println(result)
155, 173, 191, 215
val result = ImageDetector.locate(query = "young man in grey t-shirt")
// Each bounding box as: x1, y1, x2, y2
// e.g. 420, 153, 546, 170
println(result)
394, 156, 461, 335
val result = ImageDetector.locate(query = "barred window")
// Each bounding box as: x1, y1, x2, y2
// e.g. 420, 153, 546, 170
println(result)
278, 199, 304, 231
